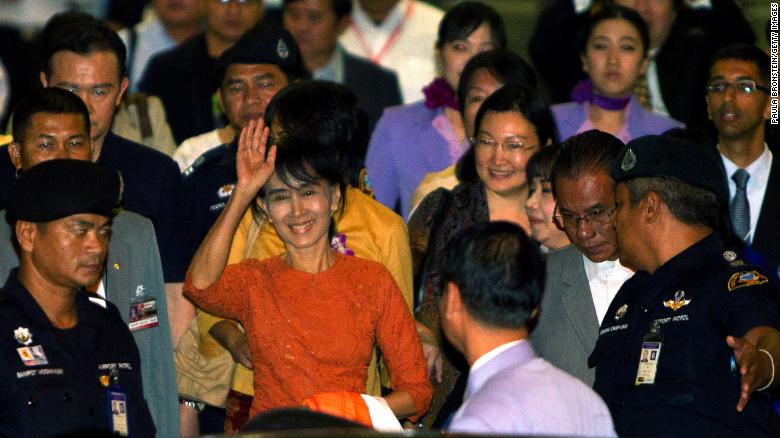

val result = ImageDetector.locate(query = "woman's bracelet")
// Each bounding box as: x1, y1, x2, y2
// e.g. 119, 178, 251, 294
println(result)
757, 349, 775, 392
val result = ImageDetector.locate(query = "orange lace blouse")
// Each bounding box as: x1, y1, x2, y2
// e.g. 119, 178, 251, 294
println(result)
184, 253, 432, 420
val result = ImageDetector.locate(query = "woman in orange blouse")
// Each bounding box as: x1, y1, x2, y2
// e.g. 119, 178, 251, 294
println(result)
184, 120, 432, 423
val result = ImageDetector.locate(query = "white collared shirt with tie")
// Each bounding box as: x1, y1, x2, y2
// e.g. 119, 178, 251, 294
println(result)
720, 144, 773, 245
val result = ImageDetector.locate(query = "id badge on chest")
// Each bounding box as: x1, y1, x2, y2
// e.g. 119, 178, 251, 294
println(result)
105, 368, 129, 436
635, 321, 663, 385
128, 298, 158, 332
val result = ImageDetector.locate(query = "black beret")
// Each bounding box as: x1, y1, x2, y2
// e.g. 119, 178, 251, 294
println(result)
216, 28, 302, 74
8, 159, 123, 223
611, 135, 725, 199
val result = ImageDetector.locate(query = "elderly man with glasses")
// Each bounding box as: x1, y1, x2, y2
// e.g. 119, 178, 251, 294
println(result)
529, 129, 634, 386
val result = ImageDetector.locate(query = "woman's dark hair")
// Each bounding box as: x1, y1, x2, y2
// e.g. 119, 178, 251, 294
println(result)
526, 143, 562, 184
579, 4, 650, 57
456, 49, 538, 117
436, 1, 507, 50
263, 81, 369, 188
456, 85, 557, 183
257, 135, 346, 237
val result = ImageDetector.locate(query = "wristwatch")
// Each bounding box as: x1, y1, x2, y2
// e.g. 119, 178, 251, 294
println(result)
178, 397, 206, 413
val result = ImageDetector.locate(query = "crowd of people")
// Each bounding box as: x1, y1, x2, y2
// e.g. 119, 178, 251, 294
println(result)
0, 0, 778, 437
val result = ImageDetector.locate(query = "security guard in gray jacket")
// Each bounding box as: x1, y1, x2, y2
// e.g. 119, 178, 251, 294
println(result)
590, 135, 780, 437
0, 160, 155, 437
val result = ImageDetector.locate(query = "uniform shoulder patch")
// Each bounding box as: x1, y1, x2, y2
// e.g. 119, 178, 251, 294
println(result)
182, 144, 229, 177
727, 270, 769, 291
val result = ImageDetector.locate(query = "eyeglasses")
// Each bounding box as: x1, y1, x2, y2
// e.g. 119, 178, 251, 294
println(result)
554, 206, 616, 230
472, 137, 537, 155
706, 80, 769, 95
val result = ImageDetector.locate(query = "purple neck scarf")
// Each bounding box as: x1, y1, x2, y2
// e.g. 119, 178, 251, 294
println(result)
571, 79, 630, 111
423, 77, 460, 111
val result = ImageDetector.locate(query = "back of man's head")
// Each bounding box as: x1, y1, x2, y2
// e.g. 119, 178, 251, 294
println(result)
440, 221, 545, 330
612, 135, 722, 230
11, 88, 90, 143
39, 12, 127, 80
264, 81, 368, 186
551, 129, 623, 197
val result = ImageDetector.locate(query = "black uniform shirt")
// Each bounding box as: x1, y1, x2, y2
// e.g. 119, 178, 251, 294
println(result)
589, 233, 780, 436
0, 271, 155, 437
182, 140, 237, 259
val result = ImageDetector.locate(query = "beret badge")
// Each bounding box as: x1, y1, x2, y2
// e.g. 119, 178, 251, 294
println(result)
277, 38, 289, 59
620, 147, 637, 171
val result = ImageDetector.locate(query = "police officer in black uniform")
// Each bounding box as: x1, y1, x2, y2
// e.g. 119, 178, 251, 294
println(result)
0, 160, 155, 437
589, 135, 780, 436
183, 27, 309, 246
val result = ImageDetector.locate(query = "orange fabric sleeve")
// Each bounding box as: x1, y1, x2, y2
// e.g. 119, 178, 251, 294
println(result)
374, 268, 433, 421
183, 260, 258, 324
302, 391, 373, 427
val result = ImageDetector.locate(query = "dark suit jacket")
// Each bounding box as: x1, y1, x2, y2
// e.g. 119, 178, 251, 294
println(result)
713, 143, 780, 274
752, 153, 780, 272
342, 50, 402, 132
139, 33, 218, 144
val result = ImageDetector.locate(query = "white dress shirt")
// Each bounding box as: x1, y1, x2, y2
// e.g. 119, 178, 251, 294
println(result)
340, 0, 443, 103
582, 256, 633, 324
119, 11, 177, 92
720, 144, 773, 245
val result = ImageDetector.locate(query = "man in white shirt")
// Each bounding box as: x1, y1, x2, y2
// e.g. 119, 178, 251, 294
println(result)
119, 0, 204, 91
705, 44, 780, 276
282, 0, 401, 128
440, 221, 615, 436
339, 0, 442, 103
530, 130, 633, 386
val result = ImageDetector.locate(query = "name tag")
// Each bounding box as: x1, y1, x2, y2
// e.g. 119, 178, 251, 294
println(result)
128, 299, 159, 331
17, 345, 48, 366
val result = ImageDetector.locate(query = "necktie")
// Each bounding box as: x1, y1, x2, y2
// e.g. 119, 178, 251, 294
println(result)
730, 169, 750, 240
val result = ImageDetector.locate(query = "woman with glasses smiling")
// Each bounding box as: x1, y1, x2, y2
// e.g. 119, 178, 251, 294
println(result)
408, 84, 556, 426
551, 5, 682, 143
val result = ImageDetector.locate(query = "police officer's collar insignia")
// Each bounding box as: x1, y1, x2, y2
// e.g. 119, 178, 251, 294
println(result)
723, 250, 737, 262
614, 304, 628, 320
14, 327, 32, 346
663, 290, 691, 312
620, 148, 637, 171
277, 38, 289, 59
727, 270, 768, 291
217, 184, 235, 199
117, 172, 125, 204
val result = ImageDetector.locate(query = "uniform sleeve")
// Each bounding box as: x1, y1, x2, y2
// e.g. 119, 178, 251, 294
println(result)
379, 215, 414, 310
183, 261, 255, 324
365, 113, 400, 211
374, 267, 432, 421
716, 269, 780, 336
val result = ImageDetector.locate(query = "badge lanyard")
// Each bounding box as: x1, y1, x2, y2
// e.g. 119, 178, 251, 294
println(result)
106, 368, 130, 436
635, 320, 663, 385
349, 1, 415, 65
